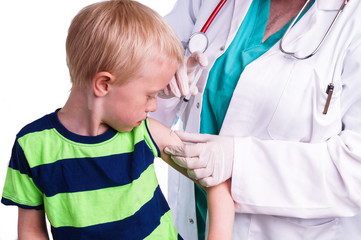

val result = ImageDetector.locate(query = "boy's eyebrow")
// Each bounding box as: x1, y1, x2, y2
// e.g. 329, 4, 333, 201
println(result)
148, 89, 161, 94
151, 87, 165, 93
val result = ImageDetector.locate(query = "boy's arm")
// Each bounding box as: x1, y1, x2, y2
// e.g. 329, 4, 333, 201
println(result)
206, 179, 234, 240
148, 118, 235, 239
18, 208, 49, 240
147, 117, 204, 188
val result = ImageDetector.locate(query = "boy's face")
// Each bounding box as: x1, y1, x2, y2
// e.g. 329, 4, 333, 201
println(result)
103, 60, 177, 132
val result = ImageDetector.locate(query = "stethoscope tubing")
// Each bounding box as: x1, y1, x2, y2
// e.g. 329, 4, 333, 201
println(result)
200, 0, 228, 33
280, 0, 350, 60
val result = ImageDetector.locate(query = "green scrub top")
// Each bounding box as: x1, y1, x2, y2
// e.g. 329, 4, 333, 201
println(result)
195, 0, 314, 239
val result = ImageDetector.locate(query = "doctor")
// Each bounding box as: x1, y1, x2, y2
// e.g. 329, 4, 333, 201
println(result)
151, 0, 361, 239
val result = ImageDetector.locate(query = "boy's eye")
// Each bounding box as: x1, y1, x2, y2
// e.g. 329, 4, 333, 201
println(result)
147, 93, 158, 100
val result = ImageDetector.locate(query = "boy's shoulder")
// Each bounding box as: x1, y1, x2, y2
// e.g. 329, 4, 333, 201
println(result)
17, 110, 57, 139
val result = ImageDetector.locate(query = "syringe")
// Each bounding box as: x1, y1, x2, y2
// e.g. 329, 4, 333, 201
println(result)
172, 69, 203, 129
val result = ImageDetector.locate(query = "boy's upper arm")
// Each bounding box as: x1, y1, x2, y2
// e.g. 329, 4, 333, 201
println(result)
147, 118, 206, 189
147, 117, 205, 188
147, 117, 184, 157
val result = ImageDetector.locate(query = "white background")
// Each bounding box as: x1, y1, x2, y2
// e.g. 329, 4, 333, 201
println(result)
0, 1, 176, 239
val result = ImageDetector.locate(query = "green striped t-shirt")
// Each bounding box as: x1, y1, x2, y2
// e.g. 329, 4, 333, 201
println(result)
2, 109, 181, 240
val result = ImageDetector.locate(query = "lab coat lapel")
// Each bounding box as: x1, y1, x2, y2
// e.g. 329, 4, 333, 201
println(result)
225, 0, 252, 48
317, 0, 345, 11
220, 0, 343, 136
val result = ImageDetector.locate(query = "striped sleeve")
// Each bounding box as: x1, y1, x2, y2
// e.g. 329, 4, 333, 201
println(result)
1, 138, 44, 209
144, 118, 161, 158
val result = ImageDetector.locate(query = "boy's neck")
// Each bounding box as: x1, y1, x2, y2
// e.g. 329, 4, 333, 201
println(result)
58, 87, 109, 136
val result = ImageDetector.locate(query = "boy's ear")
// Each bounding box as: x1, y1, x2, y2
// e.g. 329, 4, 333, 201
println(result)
92, 72, 115, 97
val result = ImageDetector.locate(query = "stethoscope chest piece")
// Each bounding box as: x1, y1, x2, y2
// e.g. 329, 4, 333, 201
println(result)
187, 0, 228, 53
188, 32, 208, 53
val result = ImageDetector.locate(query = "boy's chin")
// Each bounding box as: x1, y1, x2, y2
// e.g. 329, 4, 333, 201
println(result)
114, 125, 135, 133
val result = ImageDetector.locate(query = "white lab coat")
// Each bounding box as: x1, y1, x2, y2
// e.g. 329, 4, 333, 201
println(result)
151, 0, 361, 239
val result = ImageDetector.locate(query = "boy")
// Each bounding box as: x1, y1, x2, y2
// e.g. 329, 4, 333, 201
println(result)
1, 0, 234, 239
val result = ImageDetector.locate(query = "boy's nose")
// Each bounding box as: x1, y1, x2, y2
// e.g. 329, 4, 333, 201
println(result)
146, 99, 158, 113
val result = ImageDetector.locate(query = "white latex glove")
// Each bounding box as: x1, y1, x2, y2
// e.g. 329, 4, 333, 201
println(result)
164, 131, 234, 187
162, 51, 208, 98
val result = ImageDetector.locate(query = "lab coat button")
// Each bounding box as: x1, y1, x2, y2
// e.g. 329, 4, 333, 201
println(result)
189, 218, 194, 224
220, 46, 225, 51
196, 102, 200, 109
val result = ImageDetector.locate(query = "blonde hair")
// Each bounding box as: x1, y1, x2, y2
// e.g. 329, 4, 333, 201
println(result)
66, 0, 184, 86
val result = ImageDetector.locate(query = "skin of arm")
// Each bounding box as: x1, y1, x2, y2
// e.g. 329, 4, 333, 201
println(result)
148, 117, 197, 184
18, 208, 49, 240
207, 179, 234, 240
148, 117, 234, 239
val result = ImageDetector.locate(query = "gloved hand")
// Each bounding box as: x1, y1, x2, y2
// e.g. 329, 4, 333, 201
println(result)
164, 131, 234, 187
161, 51, 208, 98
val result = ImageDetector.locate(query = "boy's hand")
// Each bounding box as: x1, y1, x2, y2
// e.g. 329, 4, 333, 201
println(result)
161, 51, 208, 98
164, 132, 234, 187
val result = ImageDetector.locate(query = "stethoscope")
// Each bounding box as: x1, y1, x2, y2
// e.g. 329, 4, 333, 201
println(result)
188, 0, 350, 58
179, 0, 350, 122
280, 0, 350, 60
187, 0, 228, 54
279, 0, 350, 114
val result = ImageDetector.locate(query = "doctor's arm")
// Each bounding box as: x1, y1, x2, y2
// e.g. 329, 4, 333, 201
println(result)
165, 40, 361, 219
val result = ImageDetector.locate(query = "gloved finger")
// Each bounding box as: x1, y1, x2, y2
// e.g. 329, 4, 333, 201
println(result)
168, 77, 181, 98
170, 155, 206, 169
181, 156, 208, 169
174, 131, 215, 143
189, 164, 213, 180
187, 154, 213, 180
164, 145, 184, 156
162, 85, 170, 96
175, 66, 190, 96
193, 153, 214, 176
194, 51, 209, 67
159, 87, 174, 99
187, 169, 198, 180
199, 176, 218, 187
170, 155, 188, 168
164, 143, 206, 157
187, 51, 209, 73
189, 84, 199, 96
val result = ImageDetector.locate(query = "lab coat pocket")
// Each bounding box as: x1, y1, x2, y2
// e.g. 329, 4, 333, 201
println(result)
249, 215, 339, 240
267, 61, 341, 142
